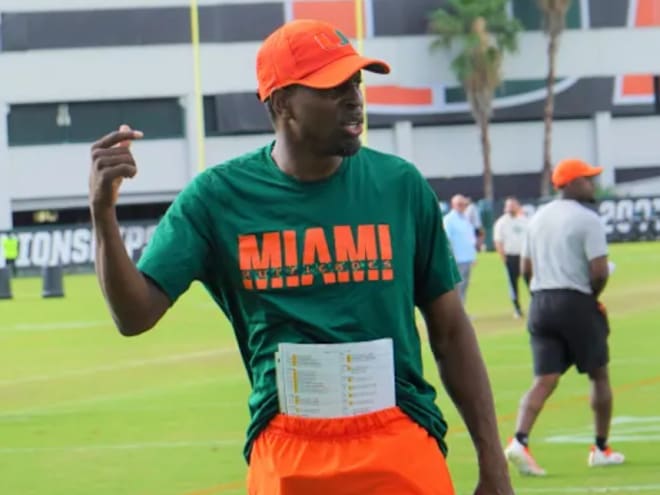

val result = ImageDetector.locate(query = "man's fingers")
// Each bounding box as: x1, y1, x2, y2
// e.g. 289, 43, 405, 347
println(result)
91, 128, 143, 150
93, 154, 136, 171
91, 146, 133, 162
102, 163, 137, 181
90, 126, 142, 207
117, 124, 134, 148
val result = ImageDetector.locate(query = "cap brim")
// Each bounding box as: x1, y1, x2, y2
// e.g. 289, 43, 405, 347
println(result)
293, 54, 390, 90
554, 166, 604, 188
583, 166, 603, 177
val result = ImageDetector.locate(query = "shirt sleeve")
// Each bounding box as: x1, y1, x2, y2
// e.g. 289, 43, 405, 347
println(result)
442, 214, 453, 245
413, 172, 461, 307
584, 213, 608, 261
493, 217, 503, 243
521, 227, 531, 259
137, 173, 214, 302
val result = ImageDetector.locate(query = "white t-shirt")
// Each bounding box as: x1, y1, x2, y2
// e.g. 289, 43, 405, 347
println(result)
493, 214, 528, 255
522, 199, 608, 294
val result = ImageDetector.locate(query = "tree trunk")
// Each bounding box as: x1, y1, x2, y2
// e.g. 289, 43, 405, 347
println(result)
541, 32, 559, 197
479, 116, 493, 201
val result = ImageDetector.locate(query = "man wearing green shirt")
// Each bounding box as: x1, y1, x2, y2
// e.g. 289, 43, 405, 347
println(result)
88, 19, 511, 495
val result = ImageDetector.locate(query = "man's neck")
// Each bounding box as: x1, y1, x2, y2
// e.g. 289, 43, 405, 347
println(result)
561, 193, 596, 206
271, 137, 343, 182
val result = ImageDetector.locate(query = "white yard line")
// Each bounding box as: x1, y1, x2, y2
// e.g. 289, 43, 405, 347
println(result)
0, 347, 238, 387
0, 375, 246, 420
2, 398, 246, 421
488, 357, 657, 371
0, 439, 243, 454
546, 434, 660, 443
613, 416, 660, 424
518, 485, 660, 494
0, 320, 111, 333
544, 416, 660, 444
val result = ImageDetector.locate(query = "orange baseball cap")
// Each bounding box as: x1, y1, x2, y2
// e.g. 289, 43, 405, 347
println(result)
552, 158, 603, 188
256, 19, 390, 102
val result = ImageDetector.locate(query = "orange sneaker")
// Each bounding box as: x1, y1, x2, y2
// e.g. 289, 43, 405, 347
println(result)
588, 446, 625, 467
504, 438, 547, 476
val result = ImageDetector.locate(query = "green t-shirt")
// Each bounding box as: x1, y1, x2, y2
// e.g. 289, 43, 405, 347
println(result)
137, 144, 461, 462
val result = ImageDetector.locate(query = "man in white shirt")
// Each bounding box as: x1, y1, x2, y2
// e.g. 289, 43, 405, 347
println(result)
493, 197, 528, 318
504, 159, 624, 476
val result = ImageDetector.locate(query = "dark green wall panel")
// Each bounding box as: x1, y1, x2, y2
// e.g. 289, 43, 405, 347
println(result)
8, 99, 183, 146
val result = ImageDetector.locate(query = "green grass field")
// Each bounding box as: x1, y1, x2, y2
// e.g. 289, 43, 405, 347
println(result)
2, 242, 659, 495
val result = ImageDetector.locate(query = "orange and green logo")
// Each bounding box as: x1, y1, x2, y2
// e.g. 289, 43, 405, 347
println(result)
314, 29, 351, 51
335, 29, 350, 45
238, 224, 394, 290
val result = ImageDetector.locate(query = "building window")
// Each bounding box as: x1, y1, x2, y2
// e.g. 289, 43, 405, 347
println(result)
8, 98, 184, 146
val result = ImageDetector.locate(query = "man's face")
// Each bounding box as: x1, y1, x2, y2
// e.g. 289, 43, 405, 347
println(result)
568, 176, 597, 203
453, 197, 468, 213
281, 72, 364, 157
504, 199, 519, 216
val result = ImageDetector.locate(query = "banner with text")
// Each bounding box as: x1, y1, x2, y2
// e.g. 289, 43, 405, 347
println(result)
521, 197, 660, 243
0, 221, 157, 272
2, 197, 659, 273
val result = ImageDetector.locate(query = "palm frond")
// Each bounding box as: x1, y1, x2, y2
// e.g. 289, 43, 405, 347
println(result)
429, 0, 517, 150
428, 9, 464, 49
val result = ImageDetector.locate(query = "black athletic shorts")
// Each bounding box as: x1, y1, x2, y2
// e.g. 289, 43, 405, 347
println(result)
528, 289, 609, 375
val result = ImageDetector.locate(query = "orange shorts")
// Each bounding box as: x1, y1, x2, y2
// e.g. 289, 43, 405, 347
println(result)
247, 406, 455, 495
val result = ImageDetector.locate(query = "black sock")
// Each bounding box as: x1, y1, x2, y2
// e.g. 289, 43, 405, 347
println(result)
596, 436, 608, 451
515, 432, 529, 447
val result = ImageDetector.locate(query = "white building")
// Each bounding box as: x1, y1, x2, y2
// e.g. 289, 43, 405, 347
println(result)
2, 0, 660, 231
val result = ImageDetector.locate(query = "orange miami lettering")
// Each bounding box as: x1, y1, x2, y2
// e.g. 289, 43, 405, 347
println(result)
238, 224, 394, 290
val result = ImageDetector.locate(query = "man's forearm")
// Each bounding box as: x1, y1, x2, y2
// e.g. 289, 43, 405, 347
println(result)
434, 320, 507, 471
521, 257, 533, 289
591, 276, 608, 298
92, 209, 161, 335
494, 242, 505, 261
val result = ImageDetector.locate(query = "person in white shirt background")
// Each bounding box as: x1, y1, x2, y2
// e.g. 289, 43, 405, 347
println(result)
464, 197, 485, 251
493, 197, 528, 318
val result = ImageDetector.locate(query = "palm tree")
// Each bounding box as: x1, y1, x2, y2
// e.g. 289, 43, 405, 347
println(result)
538, 0, 572, 197
429, 0, 521, 201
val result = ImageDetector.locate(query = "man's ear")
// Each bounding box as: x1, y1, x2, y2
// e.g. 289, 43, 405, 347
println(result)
270, 89, 294, 121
